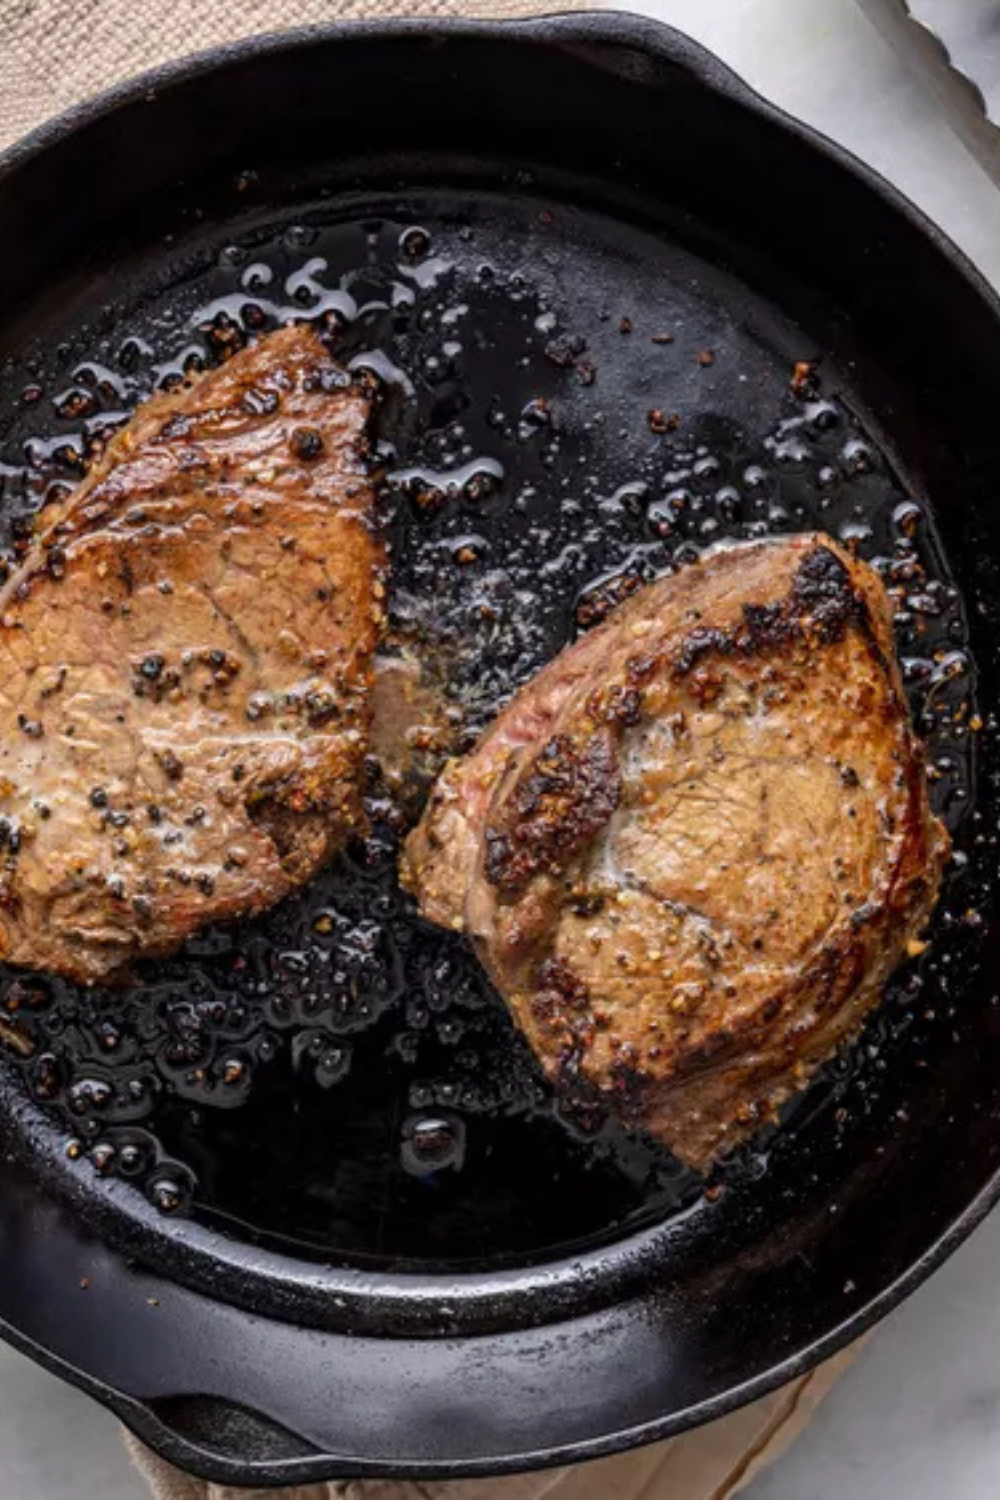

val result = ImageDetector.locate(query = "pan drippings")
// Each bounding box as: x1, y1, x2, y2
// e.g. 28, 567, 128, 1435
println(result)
0, 194, 980, 1266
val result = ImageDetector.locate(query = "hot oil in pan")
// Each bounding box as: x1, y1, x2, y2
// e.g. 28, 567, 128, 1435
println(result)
0, 196, 979, 1267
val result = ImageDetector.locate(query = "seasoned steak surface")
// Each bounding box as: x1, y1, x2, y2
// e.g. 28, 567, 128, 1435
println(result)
0, 325, 383, 984
404, 535, 949, 1170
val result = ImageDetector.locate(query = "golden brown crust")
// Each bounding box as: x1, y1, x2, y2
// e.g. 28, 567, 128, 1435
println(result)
400, 581, 650, 927
406, 534, 949, 1171
484, 729, 623, 894
0, 325, 384, 984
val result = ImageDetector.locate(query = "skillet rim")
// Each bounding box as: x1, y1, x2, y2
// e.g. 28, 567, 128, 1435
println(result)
0, 9, 999, 1484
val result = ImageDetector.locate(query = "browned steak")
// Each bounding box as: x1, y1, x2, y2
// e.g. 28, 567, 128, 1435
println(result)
403, 534, 949, 1170
0, 324, 384, 984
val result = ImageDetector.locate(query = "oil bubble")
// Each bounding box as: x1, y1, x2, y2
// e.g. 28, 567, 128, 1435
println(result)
400, 1113, 466, 1176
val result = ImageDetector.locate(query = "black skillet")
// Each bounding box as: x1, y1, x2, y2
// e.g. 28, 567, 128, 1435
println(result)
0, 12, 999, 1488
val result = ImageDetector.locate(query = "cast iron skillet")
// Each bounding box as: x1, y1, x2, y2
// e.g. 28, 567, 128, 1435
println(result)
0, 12, 999, 1488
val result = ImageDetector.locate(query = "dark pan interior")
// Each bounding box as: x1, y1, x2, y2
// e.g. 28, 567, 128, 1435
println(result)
0, 15, 999, 1484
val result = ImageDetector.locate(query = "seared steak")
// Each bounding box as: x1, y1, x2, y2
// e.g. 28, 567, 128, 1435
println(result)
403, 535, 949, 1170
0, 325, 383, 984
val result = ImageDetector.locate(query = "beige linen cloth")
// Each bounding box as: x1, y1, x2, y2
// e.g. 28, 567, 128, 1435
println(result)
0, 0, 861, 1494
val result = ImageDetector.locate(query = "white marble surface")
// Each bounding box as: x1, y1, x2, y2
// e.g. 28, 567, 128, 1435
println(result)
3, 1, 1000, 1497
744, 1210, 1000, 1499
907, 0, 1000, 132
